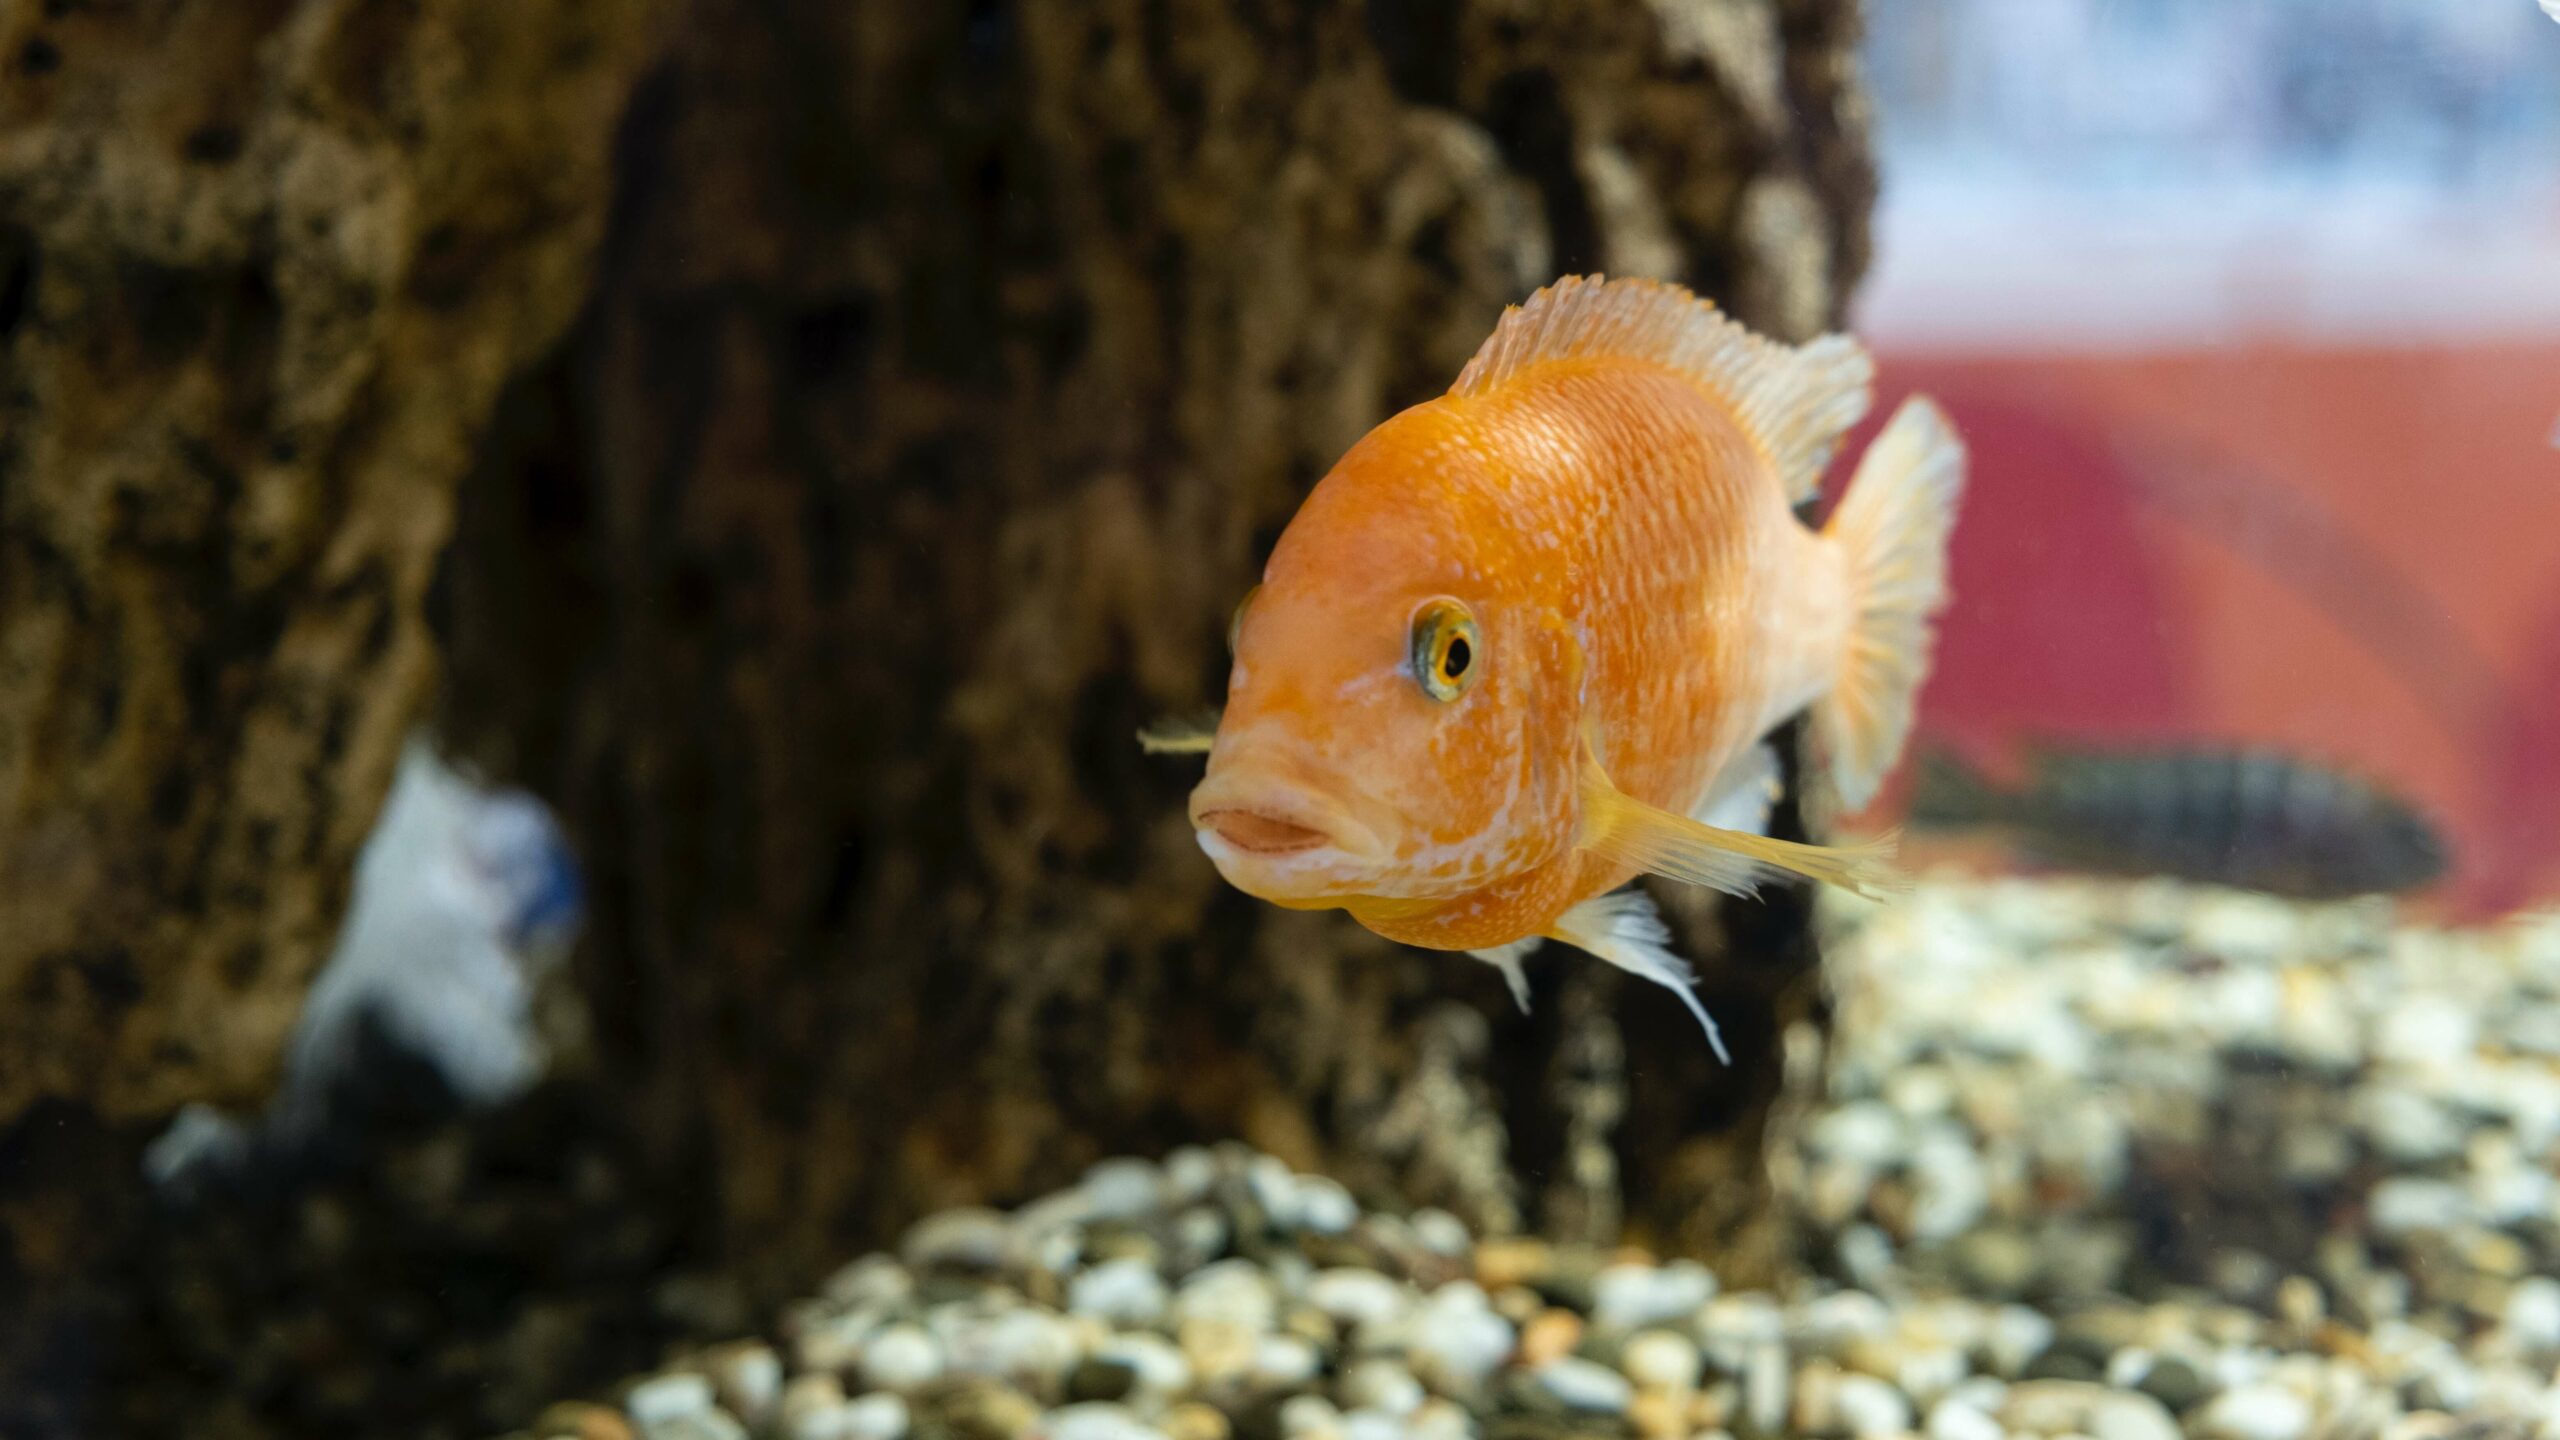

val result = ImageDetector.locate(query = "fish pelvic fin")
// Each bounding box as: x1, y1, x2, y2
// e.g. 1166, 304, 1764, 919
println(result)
1136, 709, 1221, 755
1813, 395, 1967, 812
1546, 888, 1730, 1064
1449, 275, 1873, 505
1577, 741, 1907, 902
1466, 939, 1540, 1013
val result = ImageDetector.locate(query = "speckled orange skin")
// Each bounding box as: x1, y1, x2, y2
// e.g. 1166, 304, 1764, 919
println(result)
1192, 355, 1850, 952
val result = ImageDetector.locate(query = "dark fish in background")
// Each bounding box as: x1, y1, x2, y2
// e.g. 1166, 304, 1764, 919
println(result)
1909, 745, 2449, 900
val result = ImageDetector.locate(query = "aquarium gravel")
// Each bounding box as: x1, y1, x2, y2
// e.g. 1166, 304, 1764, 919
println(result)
532, 878, 2560, 1440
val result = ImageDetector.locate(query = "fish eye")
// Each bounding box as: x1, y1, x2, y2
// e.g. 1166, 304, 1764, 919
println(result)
1227, 584, 1261, 654
1409, 599, 1481, 703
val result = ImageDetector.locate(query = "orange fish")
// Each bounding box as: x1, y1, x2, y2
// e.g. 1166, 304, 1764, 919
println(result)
1149, 276, 1964, 1056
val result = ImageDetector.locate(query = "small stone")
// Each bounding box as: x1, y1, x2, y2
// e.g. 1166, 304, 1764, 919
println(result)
780, 1376, 857, 1440
1307, 1269, 1408, 1328
1295, 1176, 1360, 1235
2500, 1275, 2560, 1349
1620, 1329, 1703, 1392
1251, 1334, 1323, 1388
2367, 1179, 2468, 1235
1338, 1412, 1401, 1440
1339, 1359, 1425, 1416
1043, 1402, 1166, 1440
841, 1393, 909, 1440
825, 1255, 915, 1309
862, 1326, 945, 1393
539, 1402, 637, 1440
1627, 1388, 1687, 1439
1246, 1157, 1304, 1229
1593, 1260, 1716, 1331
1742, 1343, 1790, 1436
2019, 1350, 2101, 1384
1164, 1403, 1230, 1440
1793, 1291, 1892, 1355
1277, 1394, 1343, 1440
1407, 1287, 1513, 1392
1411, 1209, 1471, 1256
1474, 1237, 1552, 1292
628, 1375, 716, 1426
1175, 1261, 1279, 1332
707, 1343, 784, 1426
1926, 1401, 2001, 1440
1832, 1373, 1912, 1437
1948, 1229, 2038, 1300
1407, 1399, 1477, 1440
902, 1209, 1012, 1270
1082, 1158, 1162, 1220
1163, 1146, 1219, 1205
1066, 1358, 1137, 1405
950, 1309, 1081, 1392
1071, 1257, 1170, 1326
2135, 1355, 2208, 1413
2193, 1384, 2313, 1440
1517, 1308, 1583, 1369
1105, 1333, 1192, 1398
1536, 1357, 1634, 1414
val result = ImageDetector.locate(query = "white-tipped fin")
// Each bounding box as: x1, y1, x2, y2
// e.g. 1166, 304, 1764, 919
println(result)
1694, 742, 1784, 837
1450, 275, 1874, 504
1137, 710, 1221, 755
1580, 742, 1906, 902
1814, 396, 1966, 811
1547, 889, 1729, 1064
1467, 939, 1540, 1012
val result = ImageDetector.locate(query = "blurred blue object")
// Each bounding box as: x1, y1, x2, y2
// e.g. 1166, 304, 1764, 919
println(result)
144, 737, 585, 1194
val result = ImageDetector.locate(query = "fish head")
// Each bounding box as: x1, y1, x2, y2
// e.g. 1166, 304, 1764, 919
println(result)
1190, 424, 1580, 906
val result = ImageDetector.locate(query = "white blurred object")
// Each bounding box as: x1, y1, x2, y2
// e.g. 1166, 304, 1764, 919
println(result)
2544, 0, 2558, 27
145, 737, 583, 1191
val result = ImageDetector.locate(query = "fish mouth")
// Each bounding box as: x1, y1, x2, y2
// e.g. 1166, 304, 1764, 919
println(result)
1187, 762, 1393, 889
1197, 807, 1338, 856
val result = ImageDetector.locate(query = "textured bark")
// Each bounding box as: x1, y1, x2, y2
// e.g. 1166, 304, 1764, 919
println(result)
445, 0, 1876, 1298
0, 0, 665, 1429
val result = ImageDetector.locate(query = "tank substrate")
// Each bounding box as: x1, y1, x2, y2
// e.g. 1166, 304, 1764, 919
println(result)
523, 878, 2560, 1440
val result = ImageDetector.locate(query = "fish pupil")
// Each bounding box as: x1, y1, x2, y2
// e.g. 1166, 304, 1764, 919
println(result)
1442, 635, 1471, 678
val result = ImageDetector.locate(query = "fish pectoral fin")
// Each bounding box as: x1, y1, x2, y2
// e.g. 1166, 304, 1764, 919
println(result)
1136, 709, 1221, 755
1546, 889, 1729, 1064
1693, 741, 1785, 837
1579, 744, 1906, 902
1465, 939, 1541, 1013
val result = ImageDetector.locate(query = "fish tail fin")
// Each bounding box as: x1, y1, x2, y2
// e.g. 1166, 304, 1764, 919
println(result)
1906, 748, 2000, 829
1814, 396, 1966, 813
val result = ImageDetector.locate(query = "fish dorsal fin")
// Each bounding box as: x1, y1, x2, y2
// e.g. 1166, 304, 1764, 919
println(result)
1450, 275, 1875, 504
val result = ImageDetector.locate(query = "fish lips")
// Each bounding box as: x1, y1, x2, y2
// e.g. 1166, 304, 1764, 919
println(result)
1188, 768, 1394, 896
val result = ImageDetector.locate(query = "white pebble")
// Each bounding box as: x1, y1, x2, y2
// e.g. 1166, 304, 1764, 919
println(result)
1162, 1146, 1218, 1204
1410, 1208, 1471, 1255
1278, 1393, 1344, 1439
2502, 1276, 2560, 1350
1175, 1260, 1279, 1332
859, 1325, 944, 1392
1296, 1175, 1361, 1234
1340, 1412, 1403, 1440
1620, 1329, 1703, 1391
1082, 1158, 1162, 1220
1070, 1257, 1170, 1325
710, 1345, 784, 1425
822, 1255, 913, 1309
1252, 1334, 1324, 1387
1044, 1402, 1166, 1440
841, 1393, 908, 1440
1094, 1333, 1191, 1398
1308, 1268, 1409, 1327
900, 1208, 1010, 1269
947, 1308, 1078, 1387
1340, 1358, 1426, 1415
2194, 1384, 2313, 1440
1927, 1400, 2003, 1440
1247, 1156, 1304, 1227
1794, 1290, 1894, 1353
1536, 1357, 1634, 1413
2367, 1178, 2470, 1235
1593, 1259, 1717, 1330
780, 1376, 856, 1440
1834, 1373, 1914, 1437
2376, 995, 2476, 1066
1406, 1287, 1513, 1390
1985, 1304, 2055, 1377
629, 1373, 716, 1425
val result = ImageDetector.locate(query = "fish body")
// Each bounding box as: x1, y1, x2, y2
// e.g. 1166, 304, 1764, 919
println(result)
1910, 746, 2448, 900
1175, 277, 1965, 1044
